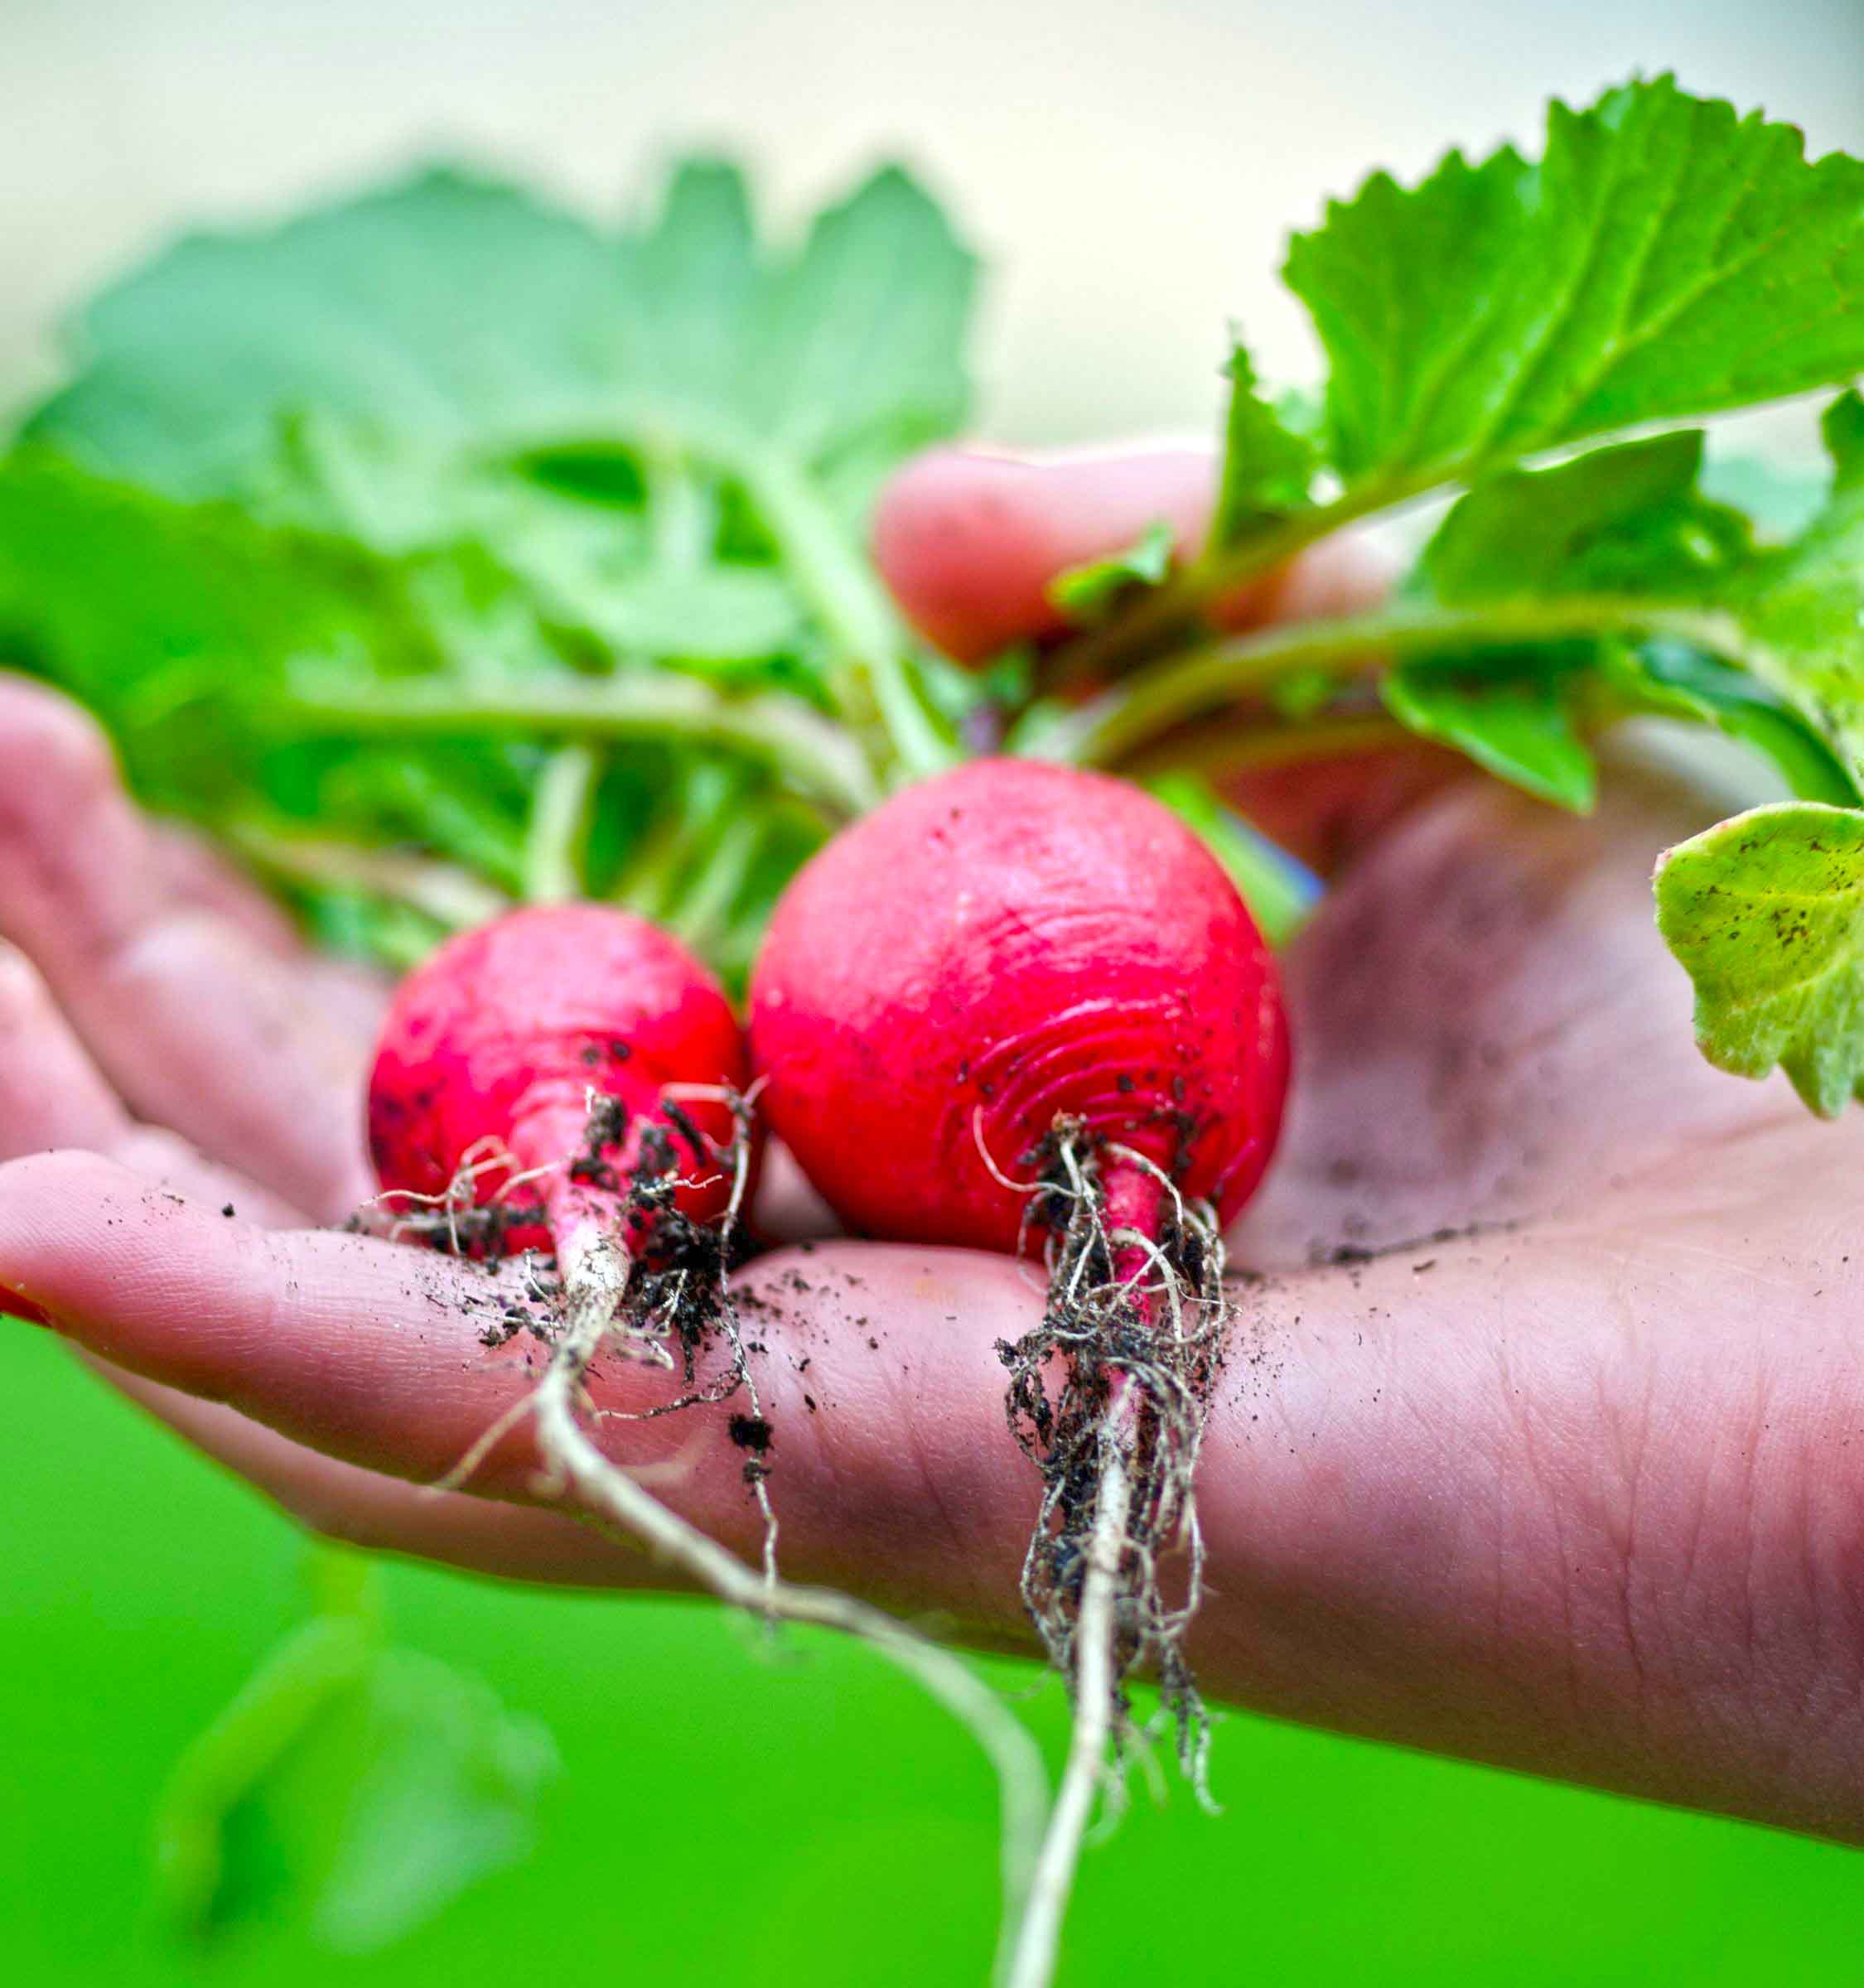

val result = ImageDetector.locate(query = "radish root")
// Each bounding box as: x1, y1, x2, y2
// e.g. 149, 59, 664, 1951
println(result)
403, 1093, 1053, 1986
998, 1123, 1231, 1988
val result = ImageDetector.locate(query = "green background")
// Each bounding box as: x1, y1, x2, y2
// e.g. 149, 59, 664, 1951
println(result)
8, 1319, 1862, 1986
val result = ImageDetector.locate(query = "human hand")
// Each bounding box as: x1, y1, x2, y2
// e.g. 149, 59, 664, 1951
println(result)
2, 443, 1860, 1842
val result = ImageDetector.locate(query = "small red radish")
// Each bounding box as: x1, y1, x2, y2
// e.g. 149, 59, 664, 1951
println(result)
748, 757, 1287, 1256
368, 903, 750, 1271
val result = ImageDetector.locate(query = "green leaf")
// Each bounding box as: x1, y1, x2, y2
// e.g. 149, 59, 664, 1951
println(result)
1613, 643, 1859, 806
1211, 339, 1316, 543
751, 164, 976, 469
1384, 656, 1597, 810
1729, 393, 1864, 780
19, 155, 972, 779
0, 451, 427, 784
1419, 431, 1750, 604
568, 567, 804, 662
26, 158, 974, 504
1048, 519, 1176, 623
1655, 800, 1864, 1116
1287, 76, 1864, 490
1405, 427, 1858, 808
29, 171, 626, 496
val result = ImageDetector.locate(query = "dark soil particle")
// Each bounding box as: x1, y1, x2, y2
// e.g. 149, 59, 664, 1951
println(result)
727, 1414, 774, 1453
662, 1099, 711, 1168
221, 1204, 236, 1218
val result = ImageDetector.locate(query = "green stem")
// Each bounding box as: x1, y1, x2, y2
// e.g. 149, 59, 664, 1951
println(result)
518, 407, 954, 785
226, 818, 510, 928
727, 440, 954, 782
282, 671, 879, 818
522, 745, 603, 903
1021, 597, 1744, 766
1118, 712, 1408, 783
666, 813, 765, 955
1045, 477, 1414, 686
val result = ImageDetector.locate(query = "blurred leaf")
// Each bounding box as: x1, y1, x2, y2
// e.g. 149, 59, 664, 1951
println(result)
1049, 520, 1176, 624
155, 1579, 556, 1957
26, 157, 973, 515
1211, 339, 1316, 543
579, 567, 804, 661
9, 153, 973, 915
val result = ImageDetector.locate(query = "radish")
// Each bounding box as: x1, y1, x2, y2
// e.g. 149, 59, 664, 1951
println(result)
749, 757, 1286, 1250
367, 902, 769, 1497
368, 901, 749, 1267
748, 757, 1289, 1982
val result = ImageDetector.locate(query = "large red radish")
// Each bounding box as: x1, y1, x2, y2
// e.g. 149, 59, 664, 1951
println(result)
749, 756, 1287, 1252
748, 757, 1290, 1985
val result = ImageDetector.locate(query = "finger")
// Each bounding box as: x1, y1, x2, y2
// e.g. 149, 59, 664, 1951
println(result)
0, 679, 374, 1218
151, 820, 390, 1043
749, 1139, 840, 1245
873, 446, 1218, 662
95, 1358, 639, 1586
0, 1151, 1041, 1633
1215, 742, 1465, 879
9, 1148, 1864, 1841
0, 940, 302, 1225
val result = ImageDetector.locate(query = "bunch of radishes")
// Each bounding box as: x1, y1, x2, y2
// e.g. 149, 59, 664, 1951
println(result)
366, 753, 1289, 1988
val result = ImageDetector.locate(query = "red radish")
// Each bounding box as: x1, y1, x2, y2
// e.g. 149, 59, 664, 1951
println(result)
749, 757, 1289, 1986
368, 903, 750, 1267
748, 757, 1287, 1256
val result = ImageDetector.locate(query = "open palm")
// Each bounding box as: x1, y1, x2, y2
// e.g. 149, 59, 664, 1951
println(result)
2, 445, 1859, 1843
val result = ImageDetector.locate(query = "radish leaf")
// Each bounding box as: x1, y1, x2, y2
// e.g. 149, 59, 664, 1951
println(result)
1049, 519, 1176, 622
1656, 802, 1864, 1116
1384, 657, 1597, 810
1211, 340, 1316, 543
1418, 432, 1751, 603
1285, 76, 1864, 490
1726, 394, 1864, 779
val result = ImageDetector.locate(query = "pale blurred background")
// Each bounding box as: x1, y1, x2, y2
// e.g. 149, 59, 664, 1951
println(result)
6, 0, 1862, 442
